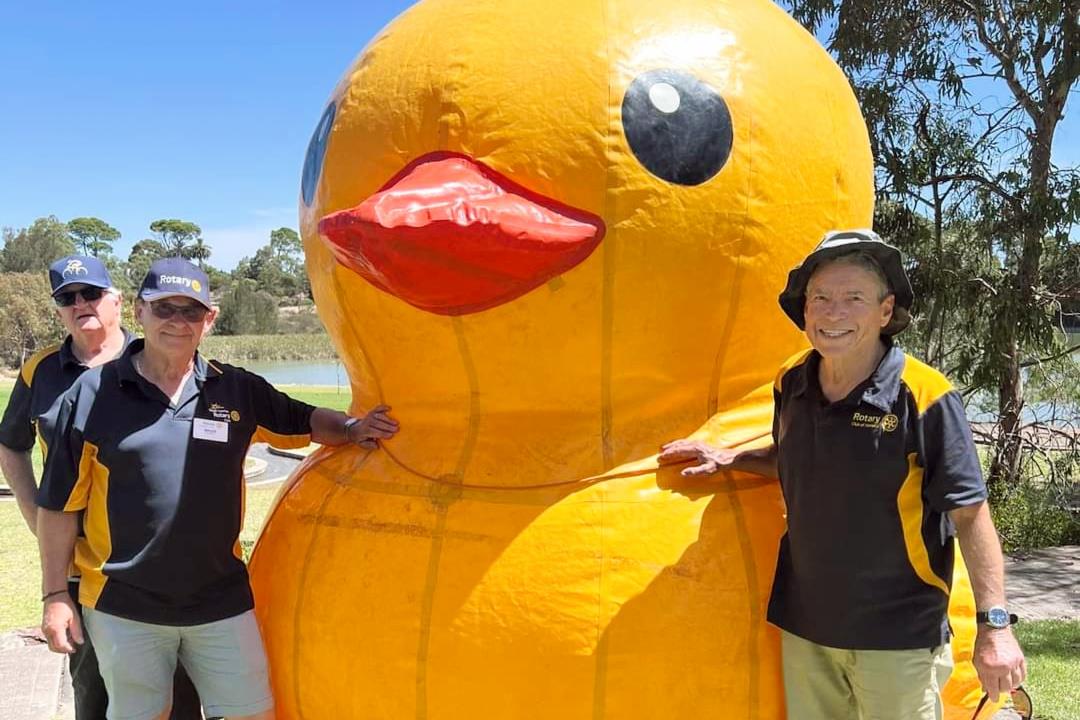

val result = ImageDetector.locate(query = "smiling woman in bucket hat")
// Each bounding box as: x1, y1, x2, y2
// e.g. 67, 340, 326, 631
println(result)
662, 229, 1026, 719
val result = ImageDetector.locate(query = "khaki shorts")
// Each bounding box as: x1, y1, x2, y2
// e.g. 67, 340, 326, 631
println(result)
781, 630, 954, 720
83, 608, 273, 720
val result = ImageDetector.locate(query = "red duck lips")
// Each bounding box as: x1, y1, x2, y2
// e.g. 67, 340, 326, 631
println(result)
318, 154, 605, 315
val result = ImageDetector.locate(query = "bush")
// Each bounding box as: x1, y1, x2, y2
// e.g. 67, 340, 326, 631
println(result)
0, 272, 64, 368
991, 472, 1080, 552
216, 280, 279, 335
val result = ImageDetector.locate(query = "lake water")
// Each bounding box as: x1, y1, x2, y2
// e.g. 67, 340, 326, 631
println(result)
246, 341, 1078, 421
243, 360, 349, 387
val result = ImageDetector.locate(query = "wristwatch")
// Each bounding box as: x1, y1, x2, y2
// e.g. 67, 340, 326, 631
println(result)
975, 606, 1017, 629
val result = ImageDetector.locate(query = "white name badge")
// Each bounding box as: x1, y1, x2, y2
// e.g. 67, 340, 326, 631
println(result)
193, 418, 229, 443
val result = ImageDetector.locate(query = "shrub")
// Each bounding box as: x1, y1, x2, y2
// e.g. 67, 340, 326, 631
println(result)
216, 280, 279, 336
0, 272, 64, 368
991, 470, 1080, 552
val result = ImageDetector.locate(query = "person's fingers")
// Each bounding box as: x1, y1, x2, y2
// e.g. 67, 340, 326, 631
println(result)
357, 439, 379, 449
681, 461, 718, 477
365, 427, 397, 439
368, 418, 399, 433
44, 624, 73, 654
368, 404, 391, 414
658, 446, 698, 463
69, 612, 84, 646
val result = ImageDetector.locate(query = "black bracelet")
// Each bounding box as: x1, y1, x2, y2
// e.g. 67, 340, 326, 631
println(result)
41, 589, 69, 602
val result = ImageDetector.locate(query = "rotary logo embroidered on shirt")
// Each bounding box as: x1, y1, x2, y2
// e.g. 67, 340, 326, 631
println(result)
851, 412, 899, 432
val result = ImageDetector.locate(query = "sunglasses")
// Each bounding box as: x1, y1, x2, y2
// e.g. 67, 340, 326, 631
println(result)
54, 287, 106, 307
148, 300, 209, 323
972, 686, 1032, 719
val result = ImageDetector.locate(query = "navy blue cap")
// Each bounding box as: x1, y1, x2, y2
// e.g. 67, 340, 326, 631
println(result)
138, 257, 212, 309
49, 255, 114, 296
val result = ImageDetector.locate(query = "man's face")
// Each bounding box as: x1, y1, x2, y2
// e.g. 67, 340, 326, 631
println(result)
135, 297, 217, 357
803, 261, 895, 360
54, 284, 122, 337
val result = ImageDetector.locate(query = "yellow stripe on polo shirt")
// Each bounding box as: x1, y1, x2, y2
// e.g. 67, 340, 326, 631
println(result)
71, 442, 113, 608
774, 348, 814, 391
897, 453, 949, 595
19, 343, 61, 385
900, 354, 953, 414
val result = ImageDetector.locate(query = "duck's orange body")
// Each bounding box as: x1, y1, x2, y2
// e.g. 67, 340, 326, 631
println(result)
249, 0, 991, 716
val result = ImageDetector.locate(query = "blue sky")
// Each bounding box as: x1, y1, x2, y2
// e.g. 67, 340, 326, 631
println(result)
1, 1, 1076, 271
0, 1, 409, 270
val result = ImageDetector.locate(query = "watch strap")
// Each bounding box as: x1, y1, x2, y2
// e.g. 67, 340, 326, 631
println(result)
975, 610, 1018, 626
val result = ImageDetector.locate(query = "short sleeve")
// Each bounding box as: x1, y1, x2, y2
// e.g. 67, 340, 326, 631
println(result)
0, 373, 35, 452
37, 386, 88, 512
247, 371, 316, 449
921, 390, 987, 512
771, 387, 782, 447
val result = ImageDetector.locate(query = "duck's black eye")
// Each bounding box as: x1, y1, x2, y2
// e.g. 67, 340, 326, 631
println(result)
621, 70, 733, 186
302, 103, 337, 207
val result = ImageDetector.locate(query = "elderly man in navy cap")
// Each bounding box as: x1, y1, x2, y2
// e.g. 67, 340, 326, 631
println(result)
661, 231, 1025, 720
1, 255, 207, 720
0, 255, 131, 719
37, 258, 399, 720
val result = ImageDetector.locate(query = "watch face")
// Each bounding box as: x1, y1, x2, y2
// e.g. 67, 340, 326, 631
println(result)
987, 607, 1010, 627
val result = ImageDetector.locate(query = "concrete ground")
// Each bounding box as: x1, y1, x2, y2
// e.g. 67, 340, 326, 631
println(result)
1, 446, 1074, 720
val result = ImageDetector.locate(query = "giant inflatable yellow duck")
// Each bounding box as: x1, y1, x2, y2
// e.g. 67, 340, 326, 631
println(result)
249, 0, 992, 717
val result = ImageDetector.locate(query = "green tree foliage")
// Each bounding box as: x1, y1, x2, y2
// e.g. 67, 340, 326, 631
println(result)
67, 217, 120, 257
0, 217, 76, 273
126, 238, 167, 289
234, 227, 308, 299
782, 0, 1080, 489
0, 273, 64, 367
188, 236, 212, 268
215, 279, 279, 336
149, 219, 203, 259
204, 265, 231, 293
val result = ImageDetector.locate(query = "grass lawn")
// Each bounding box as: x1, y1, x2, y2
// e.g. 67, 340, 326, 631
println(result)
1014, 620, 1080, 720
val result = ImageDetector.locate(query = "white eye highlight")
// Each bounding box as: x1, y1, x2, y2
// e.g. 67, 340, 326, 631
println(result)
648, 82, 681, 114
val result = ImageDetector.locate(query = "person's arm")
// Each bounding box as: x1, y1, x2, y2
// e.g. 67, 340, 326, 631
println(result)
0, 445, 37, 534
658, 440, 777, 477
36, 385, 90, 655
37, 508, 82, 654
310, 405, 400, 449
244, 368, 400, 450
0, 372, 40, 534
951, 501, 1026, 702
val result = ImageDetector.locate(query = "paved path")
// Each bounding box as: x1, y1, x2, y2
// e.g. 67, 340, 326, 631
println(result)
1003, 545, 1080, 620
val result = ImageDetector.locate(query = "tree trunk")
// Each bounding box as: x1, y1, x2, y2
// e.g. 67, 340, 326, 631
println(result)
989, 337, 1023, 495
989, 112, 1058, 490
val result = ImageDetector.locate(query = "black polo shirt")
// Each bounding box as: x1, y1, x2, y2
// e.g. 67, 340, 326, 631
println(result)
767, 340, 987, 650
0, 331, 134, 455
37, 339, 316, 626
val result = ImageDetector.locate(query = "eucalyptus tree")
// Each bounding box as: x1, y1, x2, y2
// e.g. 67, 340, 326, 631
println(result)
781, 0, 1080, 487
